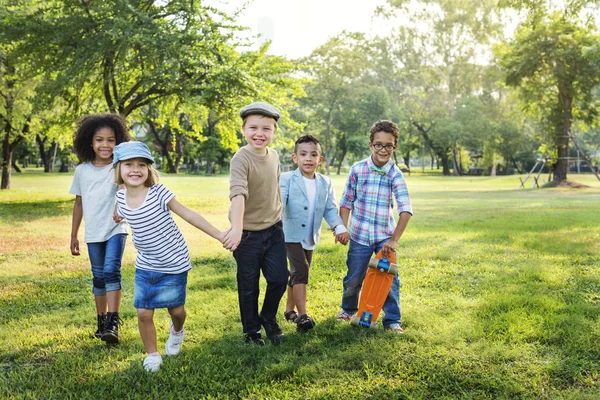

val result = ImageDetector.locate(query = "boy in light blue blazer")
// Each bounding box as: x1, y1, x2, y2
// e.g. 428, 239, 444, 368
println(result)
280, 135, 350, 331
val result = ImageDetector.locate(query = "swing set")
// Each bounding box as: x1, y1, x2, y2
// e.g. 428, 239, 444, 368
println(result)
519, 133, 600, 188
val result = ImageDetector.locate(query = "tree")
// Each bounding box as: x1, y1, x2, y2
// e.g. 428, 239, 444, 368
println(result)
302, 33, 370, 174
9, 0, 252, 117
0, 42, 37, 189
496, 12, 600, 182
377, 0, 504, 175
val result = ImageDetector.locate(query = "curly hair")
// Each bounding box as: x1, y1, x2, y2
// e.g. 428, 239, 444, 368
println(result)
73, 113, 131, 163
369, 120, 399, 144
294, 134, 322, 153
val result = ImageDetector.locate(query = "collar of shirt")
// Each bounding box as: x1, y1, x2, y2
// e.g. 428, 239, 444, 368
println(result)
366, 156, 393, 175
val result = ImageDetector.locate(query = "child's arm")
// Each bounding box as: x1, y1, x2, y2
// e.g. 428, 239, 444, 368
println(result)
70, 196, 83, 256
222, 195, 244, 251
112, 185, 125, 223
168, 198, 225, 242
322, 178, 350, 245
335, 207, 351, 244
382, 172, 413, 257
381, 212, 411, 257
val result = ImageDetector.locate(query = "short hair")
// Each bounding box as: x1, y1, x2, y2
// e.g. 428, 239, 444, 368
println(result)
294, 134, 322, 153
114, 158, 159, 187
242, 115, 278, 130
369, 120, 399, 144
73, 113, 131, 163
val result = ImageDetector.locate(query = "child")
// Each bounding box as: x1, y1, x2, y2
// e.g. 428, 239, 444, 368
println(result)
69, 113, 131, 343
112, 141, 226, 372
222, 102, 289, 345
280, 135, 350, 331
337, 120, 412, 333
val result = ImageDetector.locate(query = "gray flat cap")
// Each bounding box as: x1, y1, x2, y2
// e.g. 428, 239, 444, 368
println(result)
239, 102, 280, 122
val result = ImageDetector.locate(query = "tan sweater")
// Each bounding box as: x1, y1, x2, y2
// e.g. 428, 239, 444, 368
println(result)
229, 145, 282, 231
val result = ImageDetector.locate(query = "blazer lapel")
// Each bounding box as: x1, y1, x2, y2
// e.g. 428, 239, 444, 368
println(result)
314, 174, 325, 213
293, 168, 309, 200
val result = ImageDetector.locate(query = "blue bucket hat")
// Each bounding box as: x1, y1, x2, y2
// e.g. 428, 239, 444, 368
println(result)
113, 141, 155, 166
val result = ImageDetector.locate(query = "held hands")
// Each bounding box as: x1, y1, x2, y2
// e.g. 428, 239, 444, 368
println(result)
70, 237, 80, 256
222, 227, 242, 252
215, 228, 231, 246
112, 205, 123, 223
335, 231, 350, 245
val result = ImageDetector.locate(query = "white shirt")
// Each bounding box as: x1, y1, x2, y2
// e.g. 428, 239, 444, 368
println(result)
69, 162, 128, 243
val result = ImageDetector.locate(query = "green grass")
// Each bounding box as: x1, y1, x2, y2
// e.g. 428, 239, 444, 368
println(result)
1, 172, 600, 399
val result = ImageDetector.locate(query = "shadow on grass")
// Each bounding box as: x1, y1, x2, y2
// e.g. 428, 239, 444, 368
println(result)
0, 199, 73, 224
471, 261, 600, 390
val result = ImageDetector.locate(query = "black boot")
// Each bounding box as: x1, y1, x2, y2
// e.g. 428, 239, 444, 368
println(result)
101, 312, 122, 344
259, 314, 285, 344
95, 314, 106, 339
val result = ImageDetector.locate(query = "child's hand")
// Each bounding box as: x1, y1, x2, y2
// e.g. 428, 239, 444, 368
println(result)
335, 232, 350, 245
222, 228, 242, 251
381, 239, 398, 258
112, 204, 123, 223
215, 229, 230, 244
70, 237, 80, 256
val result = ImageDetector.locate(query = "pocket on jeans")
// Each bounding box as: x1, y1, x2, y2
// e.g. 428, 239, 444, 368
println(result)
240, 231, 252, 242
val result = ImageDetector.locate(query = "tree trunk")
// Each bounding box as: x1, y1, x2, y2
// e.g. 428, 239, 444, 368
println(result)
336, 150, 347, 175
452, 146, 461, 176
1, 133, 12, 189
413, 121, 451, 175
1, 122, 26, 189
36, 134, 57, 173
440, 153, 451, 176
509, 155, 522, 174
554, 93, 571, 183
11, 159, 22, 173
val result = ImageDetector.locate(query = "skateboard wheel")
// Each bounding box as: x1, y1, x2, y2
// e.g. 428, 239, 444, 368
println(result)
388, 263, 398, 275
367, 258, 378, 269
350, 315, 359, 327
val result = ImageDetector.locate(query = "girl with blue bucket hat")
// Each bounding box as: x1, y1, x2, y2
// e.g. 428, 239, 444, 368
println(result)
113, 141, 227, 372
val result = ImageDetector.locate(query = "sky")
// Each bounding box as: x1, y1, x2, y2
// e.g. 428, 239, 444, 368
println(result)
211, 0, 389, 59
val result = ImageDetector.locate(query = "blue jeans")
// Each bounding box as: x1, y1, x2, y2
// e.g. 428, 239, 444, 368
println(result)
233, 221, 288, 334
341, 239, 401, 327
87, 233, 127, 296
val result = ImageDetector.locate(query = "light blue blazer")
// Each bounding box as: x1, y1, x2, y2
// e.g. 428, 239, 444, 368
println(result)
280, 168, 343, 244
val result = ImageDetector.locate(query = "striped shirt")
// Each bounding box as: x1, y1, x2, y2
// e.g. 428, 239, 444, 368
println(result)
339, 156, 413, 246
116, 184, 191, 274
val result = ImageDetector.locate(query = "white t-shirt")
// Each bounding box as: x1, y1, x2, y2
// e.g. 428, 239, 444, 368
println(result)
301, 177, 317, 250
69, 162, 128, 243
116, 184, 191, 274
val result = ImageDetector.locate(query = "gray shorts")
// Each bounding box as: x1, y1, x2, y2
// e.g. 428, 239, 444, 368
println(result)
285, 242, 313, 286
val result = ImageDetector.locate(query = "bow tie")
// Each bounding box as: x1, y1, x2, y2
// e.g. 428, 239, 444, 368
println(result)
370, 165, 387, 176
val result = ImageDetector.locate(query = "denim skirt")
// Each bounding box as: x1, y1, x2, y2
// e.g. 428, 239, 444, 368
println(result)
134, 268, 188, 309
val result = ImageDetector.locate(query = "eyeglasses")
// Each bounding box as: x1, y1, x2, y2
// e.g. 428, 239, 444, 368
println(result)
372, 143, 395, 152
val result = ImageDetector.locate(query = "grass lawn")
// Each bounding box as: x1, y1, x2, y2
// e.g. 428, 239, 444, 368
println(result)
1, 171, 600, 399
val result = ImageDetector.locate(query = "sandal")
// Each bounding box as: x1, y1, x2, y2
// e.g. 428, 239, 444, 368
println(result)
284, 310, 299, 323
296, 314, 315, 332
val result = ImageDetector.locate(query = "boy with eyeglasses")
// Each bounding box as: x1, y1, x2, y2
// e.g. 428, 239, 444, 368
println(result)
336, 120, 413, 333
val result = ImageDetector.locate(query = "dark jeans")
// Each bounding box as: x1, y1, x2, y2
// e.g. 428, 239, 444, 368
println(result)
233, 221, 288, 334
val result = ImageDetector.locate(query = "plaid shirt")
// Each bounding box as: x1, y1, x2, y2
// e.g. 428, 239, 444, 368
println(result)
339, 156, 413, 246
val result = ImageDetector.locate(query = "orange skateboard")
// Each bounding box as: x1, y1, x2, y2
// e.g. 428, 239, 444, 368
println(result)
350, 250, 398, 328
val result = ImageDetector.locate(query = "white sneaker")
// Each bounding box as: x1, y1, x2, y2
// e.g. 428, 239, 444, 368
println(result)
165, 323, 184, 356
143, 354, 163, 372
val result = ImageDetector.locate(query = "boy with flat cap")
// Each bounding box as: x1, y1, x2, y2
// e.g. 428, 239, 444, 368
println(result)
223, 102, 289, 345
